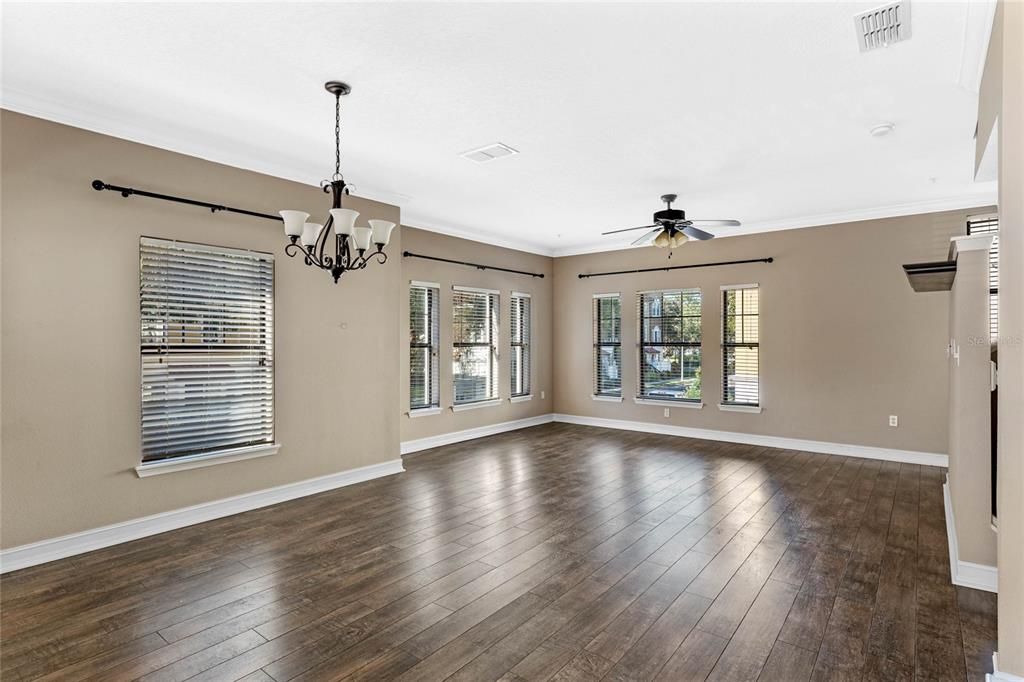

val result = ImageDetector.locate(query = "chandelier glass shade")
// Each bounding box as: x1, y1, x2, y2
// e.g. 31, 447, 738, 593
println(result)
280, 82, 395, 283
654, 228, 688, 249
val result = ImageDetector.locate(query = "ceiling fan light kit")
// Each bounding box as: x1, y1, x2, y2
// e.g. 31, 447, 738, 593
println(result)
279, 81, 395, 283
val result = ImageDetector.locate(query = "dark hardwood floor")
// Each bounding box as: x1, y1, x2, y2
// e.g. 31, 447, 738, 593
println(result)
1, 423, 997, 681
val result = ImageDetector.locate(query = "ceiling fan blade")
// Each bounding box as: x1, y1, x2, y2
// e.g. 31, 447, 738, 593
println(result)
631, 228, 662, 246
602, 224, 658, 236
686, 219, 741, 227
681, 225, 715, 241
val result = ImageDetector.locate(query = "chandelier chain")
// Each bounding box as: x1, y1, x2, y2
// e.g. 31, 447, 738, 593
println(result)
333, 93, 342, 181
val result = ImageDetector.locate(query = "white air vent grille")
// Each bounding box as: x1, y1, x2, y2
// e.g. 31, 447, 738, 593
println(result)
855, 1, 911, 52
461, 142, 519, 164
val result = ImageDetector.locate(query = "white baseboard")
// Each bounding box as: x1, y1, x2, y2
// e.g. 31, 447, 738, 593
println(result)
0, 459, 405, 574
401, 414, 555, 455
989, 654, 1024, 682
943, 478, 999, 593
552, 414, 949, 467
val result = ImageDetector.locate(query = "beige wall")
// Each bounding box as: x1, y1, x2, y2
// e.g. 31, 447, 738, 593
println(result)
553, 211, 986, 454
399, 227, 553, 443
1, 112, 402, 548
993, 0, 1024, 673
947, 243, 996, 567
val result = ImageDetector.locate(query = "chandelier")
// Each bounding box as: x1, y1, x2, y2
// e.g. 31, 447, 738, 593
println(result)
279, 81, 395, 283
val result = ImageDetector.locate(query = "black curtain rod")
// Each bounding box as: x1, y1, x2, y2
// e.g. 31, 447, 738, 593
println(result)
579, 257, 773, 279
402, 251, 545, 278
92, 180, 282, 223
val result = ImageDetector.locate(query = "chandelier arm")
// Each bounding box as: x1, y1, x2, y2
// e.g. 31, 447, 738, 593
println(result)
315, 215, 335, 269
284, 241, 322, 267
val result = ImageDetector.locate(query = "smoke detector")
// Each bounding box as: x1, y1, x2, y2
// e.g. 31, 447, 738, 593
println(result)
855, 1, 911, 52
461, 142, 519, 164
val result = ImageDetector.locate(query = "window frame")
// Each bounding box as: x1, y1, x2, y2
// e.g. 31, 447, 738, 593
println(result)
593, 293, 622, 399
636, 288, 703, 404
452, 285, 500, 407
967, 214, 999, 341
510, 292, 532, 399
720, 283, 761, 410
137, 236, 277, 476
409, 280, 441, 414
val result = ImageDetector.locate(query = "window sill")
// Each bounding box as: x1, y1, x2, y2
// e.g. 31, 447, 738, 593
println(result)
510, 395, 533, 403
135, 444, 280, 478
408, 407, 442, 418
634, 398, 704, 409
718, 404, 763, 414
592, 394, 623, 403
452, 398, 501, 412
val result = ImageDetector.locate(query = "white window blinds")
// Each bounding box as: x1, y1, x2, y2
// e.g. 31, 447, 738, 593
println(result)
722, 285, 759, 406
410, 283, 440, 410
593, 294, 622, 397
637, 289, 702, 402
511, 293, 531, 397
453, 287, 499, 405
140, 237, 274, 463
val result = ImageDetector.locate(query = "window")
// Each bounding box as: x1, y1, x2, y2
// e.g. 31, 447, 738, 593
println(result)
140, 237, 274, 463
410, 282, 440, 411
510, 292, 531, 397
452, 286, 499, 405
967, 215, 999, 340
637, 289, 702, 401
722, 284, 759, 407
593, 294, 622, 397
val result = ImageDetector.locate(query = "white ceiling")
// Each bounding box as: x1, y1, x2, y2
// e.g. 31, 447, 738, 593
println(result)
2, 1, 997, 256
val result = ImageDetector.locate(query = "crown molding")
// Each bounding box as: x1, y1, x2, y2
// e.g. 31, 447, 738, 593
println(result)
0, 88, 411, 212
957, 0, 998, 94
3, 89, 996, 261
400, 217, 554, 257
551, 191, 999, 257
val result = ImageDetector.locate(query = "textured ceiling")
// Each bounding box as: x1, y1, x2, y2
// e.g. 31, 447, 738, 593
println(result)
1, 1, 997, 255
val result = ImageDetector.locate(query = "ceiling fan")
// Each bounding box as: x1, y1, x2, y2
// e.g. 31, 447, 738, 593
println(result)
603, 194, 741, 248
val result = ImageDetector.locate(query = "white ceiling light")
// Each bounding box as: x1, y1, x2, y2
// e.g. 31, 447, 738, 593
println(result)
870, 122, 896, 137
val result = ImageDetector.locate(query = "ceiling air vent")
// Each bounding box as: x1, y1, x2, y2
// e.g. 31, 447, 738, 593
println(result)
461, 142, 519, 164
855, 1, 911, 52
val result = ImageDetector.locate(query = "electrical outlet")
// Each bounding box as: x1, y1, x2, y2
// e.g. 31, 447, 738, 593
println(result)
889, 415, 899, 427
541, 390, 545, 400
664, 408, 670, 418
